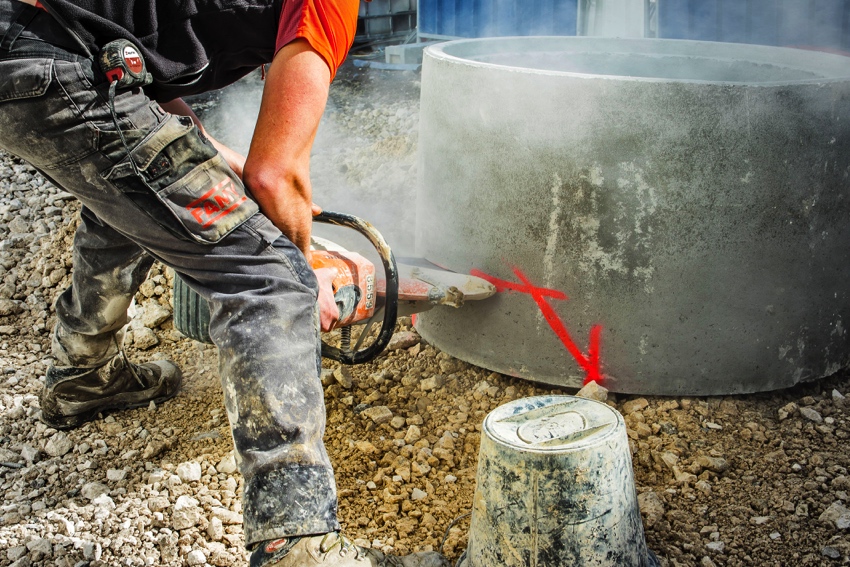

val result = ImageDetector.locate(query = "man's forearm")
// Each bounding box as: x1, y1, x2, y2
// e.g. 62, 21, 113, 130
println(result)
244, 165, 314, 255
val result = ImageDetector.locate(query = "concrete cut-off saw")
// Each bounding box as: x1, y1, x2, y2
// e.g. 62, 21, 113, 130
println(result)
172, 210, 496, 364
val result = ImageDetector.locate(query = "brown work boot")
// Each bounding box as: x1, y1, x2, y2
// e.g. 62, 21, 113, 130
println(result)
39, 353, 182, 429
250, 533, 450, 567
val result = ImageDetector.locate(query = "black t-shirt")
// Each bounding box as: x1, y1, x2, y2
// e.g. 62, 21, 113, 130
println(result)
41, 0, 282, 101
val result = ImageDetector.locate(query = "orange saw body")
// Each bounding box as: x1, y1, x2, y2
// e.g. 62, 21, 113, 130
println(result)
310, 236, 495, 326
310, 249, 376, 327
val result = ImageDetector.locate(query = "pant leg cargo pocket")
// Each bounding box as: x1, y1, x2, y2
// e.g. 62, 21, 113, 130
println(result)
0, 58, 51, 102
156, 151, 259, 243
102, 113, 259, 244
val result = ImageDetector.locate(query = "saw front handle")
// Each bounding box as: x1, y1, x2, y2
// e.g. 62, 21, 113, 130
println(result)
313, 211, 399, 365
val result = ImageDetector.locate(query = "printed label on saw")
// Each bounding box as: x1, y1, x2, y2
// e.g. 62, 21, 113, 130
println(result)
365, 275, 375, 309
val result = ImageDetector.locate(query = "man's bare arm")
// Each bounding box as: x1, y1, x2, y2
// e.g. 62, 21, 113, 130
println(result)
242, 39, 330, 256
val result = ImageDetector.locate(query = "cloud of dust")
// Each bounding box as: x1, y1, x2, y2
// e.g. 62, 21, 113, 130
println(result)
197, 68, 420, 260
200, 72, 263, 155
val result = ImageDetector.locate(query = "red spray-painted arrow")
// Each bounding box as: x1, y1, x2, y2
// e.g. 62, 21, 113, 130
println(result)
470, 267, 602, 385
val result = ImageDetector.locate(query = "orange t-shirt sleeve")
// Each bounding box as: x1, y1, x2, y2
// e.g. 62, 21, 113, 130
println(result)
276, 0, 360, 81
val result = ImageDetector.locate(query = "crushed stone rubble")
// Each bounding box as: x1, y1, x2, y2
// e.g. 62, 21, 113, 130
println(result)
1, 64, 850, 566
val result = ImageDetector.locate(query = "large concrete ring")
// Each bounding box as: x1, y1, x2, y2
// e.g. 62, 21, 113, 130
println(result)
415, 37, 850, 395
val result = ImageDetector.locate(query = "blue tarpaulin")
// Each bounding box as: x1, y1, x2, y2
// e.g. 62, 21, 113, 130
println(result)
418, 0, 579, 38
657, 0, 850, 52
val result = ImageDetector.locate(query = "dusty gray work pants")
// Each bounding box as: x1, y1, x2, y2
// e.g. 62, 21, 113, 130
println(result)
0, 2, 339, 546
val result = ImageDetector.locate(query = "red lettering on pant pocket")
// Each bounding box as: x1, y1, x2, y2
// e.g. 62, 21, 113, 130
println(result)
186, 178, 248, 228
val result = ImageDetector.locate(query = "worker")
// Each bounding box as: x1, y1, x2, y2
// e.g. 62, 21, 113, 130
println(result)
0, 1, 448, 566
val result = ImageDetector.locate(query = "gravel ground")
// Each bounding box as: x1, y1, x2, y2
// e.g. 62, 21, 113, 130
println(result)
1, 61, 850, 567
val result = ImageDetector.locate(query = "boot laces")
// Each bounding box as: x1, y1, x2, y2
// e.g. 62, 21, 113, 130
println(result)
112, 335, 147, 389
319, 533, 363, 559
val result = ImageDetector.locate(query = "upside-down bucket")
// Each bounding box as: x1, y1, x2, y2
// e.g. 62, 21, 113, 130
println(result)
458, 395, 658, 567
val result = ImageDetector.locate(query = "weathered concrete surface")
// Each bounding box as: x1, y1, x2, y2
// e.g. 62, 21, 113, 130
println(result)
415, 37, 850, 395
460, 396, 657, 567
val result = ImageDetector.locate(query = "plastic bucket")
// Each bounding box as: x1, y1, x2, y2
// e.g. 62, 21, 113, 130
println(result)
459, 395, 658, 567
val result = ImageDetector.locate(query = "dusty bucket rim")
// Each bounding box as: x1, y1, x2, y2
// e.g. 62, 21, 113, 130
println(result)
424, 36, 850, 86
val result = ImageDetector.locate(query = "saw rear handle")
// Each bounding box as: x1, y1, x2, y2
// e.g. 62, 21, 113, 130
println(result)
312, 210, 399, 364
